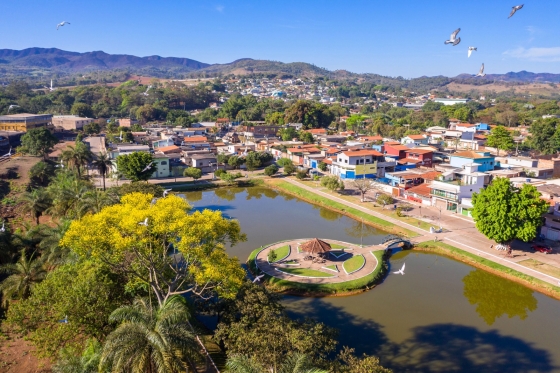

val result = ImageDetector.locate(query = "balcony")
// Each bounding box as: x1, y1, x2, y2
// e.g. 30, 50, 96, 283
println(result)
430, 188, 459, 201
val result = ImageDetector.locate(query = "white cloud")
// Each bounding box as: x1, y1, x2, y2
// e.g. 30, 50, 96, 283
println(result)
503, 47, 560, 62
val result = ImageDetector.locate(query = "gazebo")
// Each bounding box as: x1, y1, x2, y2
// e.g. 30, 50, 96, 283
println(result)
300, 238, 332, 259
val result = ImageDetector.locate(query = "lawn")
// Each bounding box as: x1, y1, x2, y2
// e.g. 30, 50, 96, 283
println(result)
329, 243, 347, 250
323, 264, 338, 272
343, 254, 365, 274
268, 245, 290, 262
267, 180, 418, 237
517, 258, 560, 279
278, 267, 334, 278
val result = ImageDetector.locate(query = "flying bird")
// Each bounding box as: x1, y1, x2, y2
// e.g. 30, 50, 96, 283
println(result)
7, 104, 19, 112
474, 63, 486, 77
138, 218, 148, 226
142, 85, 152, 96
56, 21, 70, 30
2, 147, 12, 157
253, 274, 265, 283
0, 221, 5, 233
468, 47, 477, 58
508, 4, 524, 18
393, 263, 406, 275
444, 28, 461, 46
141, 162, 154, 173
163, 188, 172, 197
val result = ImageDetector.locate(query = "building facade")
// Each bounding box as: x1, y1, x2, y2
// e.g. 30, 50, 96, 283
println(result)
0, 113, 52, 132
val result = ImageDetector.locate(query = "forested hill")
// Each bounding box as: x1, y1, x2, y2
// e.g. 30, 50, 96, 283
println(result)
2, 48, 560, 90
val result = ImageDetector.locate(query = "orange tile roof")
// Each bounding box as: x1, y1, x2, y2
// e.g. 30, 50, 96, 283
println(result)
406, 134, 427, 140
341, 150, 383, 157
358, 135, 383, 141
182, 136, 208, 142
406, 148, 433, 154
420, 171, 441, 180
406, 183, 432, 197
323, 158, 333, 165
448, 118, 460, 122
305, 128, 327, 134
157, 145, 181, 152
453, 151, 491, 159
287, 147, 321, 153
456, 123, 477, 127
387, 144, 410, 151
398, 158, 422, 164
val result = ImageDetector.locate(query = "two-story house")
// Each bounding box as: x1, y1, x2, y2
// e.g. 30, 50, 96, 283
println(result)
403, 149, 433, 167
330, 149, 385, 179
401, 134, 429, 145
537, 184, 560, 240
449, 150, 496, 172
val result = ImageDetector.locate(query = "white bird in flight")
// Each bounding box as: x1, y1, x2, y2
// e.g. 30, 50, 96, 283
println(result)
7, 105, 19, 112
468, 47, 477, 58
444, 28, 461, 46
141, 162, 154, 173
0, 221, 5, 233
508, 4, 524, 19
474, 63, 486, 77
2, 147, 12, 157
253, 274, 265, 283
163, 188, 172, 197
57, 21, 70, 30
393, 263, 406, 275
142, 85, 152, 96
138, 218, 148, 226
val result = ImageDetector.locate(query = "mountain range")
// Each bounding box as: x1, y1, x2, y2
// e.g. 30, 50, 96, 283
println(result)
2, 47, 560, 85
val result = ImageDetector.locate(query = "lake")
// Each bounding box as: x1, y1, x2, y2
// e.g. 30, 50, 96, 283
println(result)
185, 187, 560, 373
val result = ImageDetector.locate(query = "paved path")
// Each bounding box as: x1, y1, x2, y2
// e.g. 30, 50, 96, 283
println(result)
282, 178, 560, 288
255, 239, 385, 284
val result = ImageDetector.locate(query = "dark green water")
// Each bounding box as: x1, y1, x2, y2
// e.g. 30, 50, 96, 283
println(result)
185, 187, 560, 373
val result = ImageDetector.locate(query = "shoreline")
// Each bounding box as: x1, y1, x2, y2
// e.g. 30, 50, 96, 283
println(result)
263, 178, 560, 300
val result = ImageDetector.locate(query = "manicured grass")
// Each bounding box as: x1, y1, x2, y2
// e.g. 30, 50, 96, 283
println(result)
267, 180, 417, 237
343, 254, 365, 274
268, 245, 290, 262
416, 242, 560, 296
517, 258, 560, 279
329, 243, 347, 250
323, 264, 338, 272
278, 267, 334, 278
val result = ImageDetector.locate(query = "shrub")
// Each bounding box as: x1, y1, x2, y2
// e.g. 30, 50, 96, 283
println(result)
320, 176, 344, 192
264, 165, 278, 177
376, 194, 393, 207
215, 168, 227, 178
276, 158, 292, 167
283, 162, 296, 176
296, 170, 308, 180
183, 167, 202, 181
318, 162, 327, 172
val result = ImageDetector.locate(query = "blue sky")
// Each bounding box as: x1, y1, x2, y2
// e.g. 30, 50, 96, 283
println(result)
3, 0, 560, 77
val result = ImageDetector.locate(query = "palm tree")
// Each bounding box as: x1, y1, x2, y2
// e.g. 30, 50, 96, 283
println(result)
78, 189, 119, 217
61, 142, 93, 178
92, 152, 113, 190
0, 249, 46, 307
38, 220, 73, 268
226, 354, 328, 373
100, 296, 201, 373
20, 188, 52, 225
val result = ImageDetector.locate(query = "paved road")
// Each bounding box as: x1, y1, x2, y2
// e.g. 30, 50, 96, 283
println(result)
283, 178, 560, 288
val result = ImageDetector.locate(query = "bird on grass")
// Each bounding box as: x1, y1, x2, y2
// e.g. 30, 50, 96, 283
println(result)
508, 4, 524, 18
474, 63, 486, 77
56, 21, 70, 30
393, 263, 406, 275
444, 28, 461, 46
468, 47, 477, 58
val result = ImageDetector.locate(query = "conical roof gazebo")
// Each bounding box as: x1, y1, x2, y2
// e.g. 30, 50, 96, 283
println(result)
300, 238, 332, 256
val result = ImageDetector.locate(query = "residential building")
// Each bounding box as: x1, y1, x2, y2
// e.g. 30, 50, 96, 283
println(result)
0, 113, 52, 132
330, 149, 394, 179
434, 98, 471, 106
245, 125, 282, 138
384, 142, 409, 159
155, 145, 182, 155
118, 118, 138, 128
83, 136, 106, 156
52, 115, 94, 131
151, 154, 171, 178
449, 151, 496, 172
403, 148, 434, 167
181, 136, 210, 150
401, 134, 428, 145
190, 153, 217, 169
429, 164, 489, 212
537, 184, 560, 240
453, 123, 477, 132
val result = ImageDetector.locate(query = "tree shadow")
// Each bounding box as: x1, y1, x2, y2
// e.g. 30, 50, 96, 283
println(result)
390, 324, 557, 373
282, 296, 394, 358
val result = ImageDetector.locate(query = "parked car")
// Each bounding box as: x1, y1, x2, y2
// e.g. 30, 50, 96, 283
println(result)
531, 244, 553, 254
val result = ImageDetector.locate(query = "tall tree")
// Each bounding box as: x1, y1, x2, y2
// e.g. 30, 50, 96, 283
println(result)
0, 249, 46, 307
20, 188, 52, 225
472, 177, 549, 244
61, 142, 93, 178
226, 353, 327, 373
116, 152, 157, 182
91, 152, 113, 190
352, 178, 377, 202
528, 118, 559, 154
485, 126, 514, 156
19, 127, 58, 160
100, 297, 201, 373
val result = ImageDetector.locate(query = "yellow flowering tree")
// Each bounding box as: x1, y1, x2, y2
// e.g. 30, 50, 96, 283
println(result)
61, 193, 246, 306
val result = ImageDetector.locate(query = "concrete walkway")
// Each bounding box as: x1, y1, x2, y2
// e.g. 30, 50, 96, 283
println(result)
282, 178, 560, 288
255, 239, 383, 284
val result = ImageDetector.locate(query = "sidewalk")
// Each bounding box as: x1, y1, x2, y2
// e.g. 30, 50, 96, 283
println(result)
283, 178, 560, 288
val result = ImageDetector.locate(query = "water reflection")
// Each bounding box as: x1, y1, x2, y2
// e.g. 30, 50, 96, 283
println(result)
318, 206, 343, 221
392, 324, 556, 373
462, 269, 538, 325
344, 219, 384, 239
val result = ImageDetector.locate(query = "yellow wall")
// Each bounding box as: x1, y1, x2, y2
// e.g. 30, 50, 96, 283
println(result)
355, 163, 377, 174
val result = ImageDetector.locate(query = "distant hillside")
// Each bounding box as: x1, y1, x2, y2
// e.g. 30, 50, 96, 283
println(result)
0, 47, 209, 72
1, 48, 560, 93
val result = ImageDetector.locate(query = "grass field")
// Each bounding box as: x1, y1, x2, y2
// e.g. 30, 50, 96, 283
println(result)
267, 180, 417, 237
517, 258, 560, 279
343, 255, 365, 274
269, 245, 290, 262
278, 267, 334, 278
323, 264, 338, 272
330, 243, 347, 250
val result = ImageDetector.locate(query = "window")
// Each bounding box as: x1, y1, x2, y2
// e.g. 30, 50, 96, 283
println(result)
160, 161, 167, 165
344, 160, 348, 164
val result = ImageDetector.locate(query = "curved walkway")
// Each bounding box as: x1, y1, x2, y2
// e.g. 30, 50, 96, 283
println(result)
254, 239, 383, 284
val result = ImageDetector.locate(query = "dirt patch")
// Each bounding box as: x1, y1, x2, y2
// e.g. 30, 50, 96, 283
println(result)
0, 156, 41, 222
0, 331, 52, 373
444, 82, 560, 96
